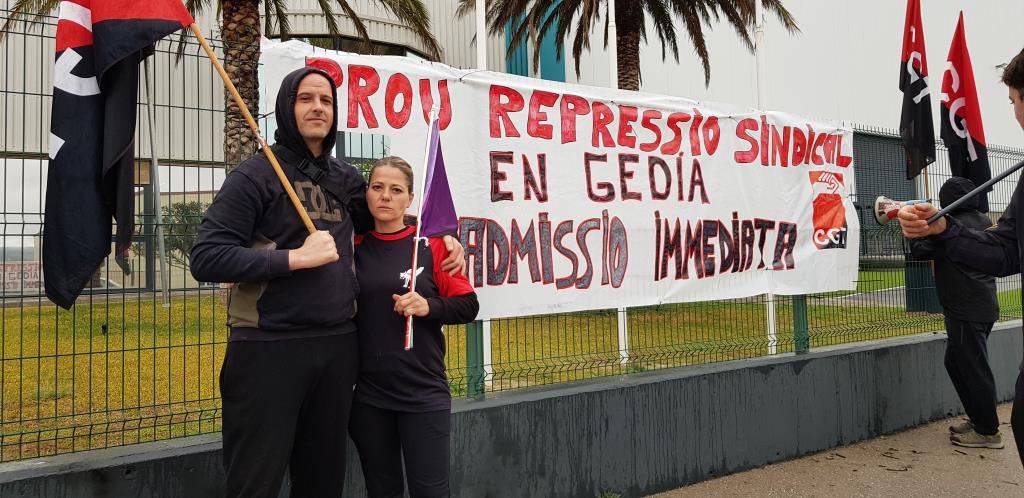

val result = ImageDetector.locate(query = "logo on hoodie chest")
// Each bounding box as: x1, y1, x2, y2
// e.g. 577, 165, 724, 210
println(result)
294, 181, 343, 222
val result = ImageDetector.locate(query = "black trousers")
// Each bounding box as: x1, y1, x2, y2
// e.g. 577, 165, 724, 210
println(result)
349, 400, 450, 498
220, 333, 359, 498
944, 317, 999, 435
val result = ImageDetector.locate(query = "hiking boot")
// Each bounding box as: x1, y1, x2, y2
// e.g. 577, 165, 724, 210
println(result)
949, 419, 974, 434
950, 429, 1004, 449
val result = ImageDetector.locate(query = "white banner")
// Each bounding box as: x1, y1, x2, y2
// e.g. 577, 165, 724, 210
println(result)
260, 40, 860, 320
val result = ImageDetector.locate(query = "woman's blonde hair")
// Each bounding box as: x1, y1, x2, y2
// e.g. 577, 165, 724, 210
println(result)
369, 156, 414, 192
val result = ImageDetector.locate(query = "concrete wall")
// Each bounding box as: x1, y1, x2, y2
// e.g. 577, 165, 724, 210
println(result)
2, 324, 1021, 498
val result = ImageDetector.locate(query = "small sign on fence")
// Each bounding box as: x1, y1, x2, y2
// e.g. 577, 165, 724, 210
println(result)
1, 261, 42, 294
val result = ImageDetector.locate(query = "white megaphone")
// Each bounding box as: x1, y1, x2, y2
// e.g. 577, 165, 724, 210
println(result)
873, 196, 934, 225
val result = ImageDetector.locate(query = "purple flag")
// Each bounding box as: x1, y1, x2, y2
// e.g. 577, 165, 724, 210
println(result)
418, 119, 458, 237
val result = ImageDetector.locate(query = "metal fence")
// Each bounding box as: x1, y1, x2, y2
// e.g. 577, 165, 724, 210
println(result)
2, 11, 1024, 462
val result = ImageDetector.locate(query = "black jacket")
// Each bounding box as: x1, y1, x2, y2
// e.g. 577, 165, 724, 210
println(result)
937, 176, 1021, 272
910, 177, 998, 322
190, 67, 372, 337
930, 175, 1024, 320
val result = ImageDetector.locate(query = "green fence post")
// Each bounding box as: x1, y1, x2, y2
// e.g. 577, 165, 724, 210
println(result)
904, 260, 943, 313
466, 320, 486, 400
793, 294, 810, 354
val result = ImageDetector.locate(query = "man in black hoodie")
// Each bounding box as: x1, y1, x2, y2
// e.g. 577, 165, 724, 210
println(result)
191, 67, 464, 497
900, 47, 1024, 465
909, 177, 1001, 448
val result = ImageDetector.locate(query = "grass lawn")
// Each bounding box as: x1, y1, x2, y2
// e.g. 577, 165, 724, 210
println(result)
2, 284, 1021, 462
999, 288, 1022, 311
810, 268, 907, 298
1, 292, 226, 461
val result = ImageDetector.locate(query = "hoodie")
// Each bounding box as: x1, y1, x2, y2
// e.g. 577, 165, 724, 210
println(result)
910, 177, 998, 322
190, 67, 372, 339
939, 177, 983, 216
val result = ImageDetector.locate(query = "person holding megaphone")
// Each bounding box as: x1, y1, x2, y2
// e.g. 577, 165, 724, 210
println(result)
899, 46, 1024, 465
907, 177, 1001, 449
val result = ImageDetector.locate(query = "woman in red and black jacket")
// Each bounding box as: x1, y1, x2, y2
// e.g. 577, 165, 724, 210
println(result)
350, 156, 478, 498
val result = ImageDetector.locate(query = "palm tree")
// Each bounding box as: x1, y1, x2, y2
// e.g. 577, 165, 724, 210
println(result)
3, 0, 442, 166
459, 0, 798, 91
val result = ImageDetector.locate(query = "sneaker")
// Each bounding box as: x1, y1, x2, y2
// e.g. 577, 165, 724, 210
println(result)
949, 419, 974, 434
950, 429, 1004, 449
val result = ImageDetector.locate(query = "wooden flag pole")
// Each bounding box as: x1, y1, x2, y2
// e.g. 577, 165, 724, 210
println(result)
189, 24, 316, 235
404, 110, 440, 350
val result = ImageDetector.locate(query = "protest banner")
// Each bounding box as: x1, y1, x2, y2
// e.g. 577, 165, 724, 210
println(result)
261, 40, 860, 320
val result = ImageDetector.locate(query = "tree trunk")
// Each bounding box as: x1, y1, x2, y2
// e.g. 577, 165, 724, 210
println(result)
615, 4, 643, 91
221, 0, 261, 168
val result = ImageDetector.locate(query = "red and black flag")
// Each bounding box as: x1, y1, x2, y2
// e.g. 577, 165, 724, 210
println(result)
43, 0, 193, 308
898, 0, 935, 180
939, 12, 991, 212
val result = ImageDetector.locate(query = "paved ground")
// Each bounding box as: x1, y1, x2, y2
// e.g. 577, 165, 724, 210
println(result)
837, 277, 1019, 307
651, 403, 1023, 498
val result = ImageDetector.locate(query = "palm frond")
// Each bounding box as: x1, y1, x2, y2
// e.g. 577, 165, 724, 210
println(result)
263, 0, 275, 37
273, 0, 291, 39
173, 0, 209, 61
759, 0, 800, 33
644, 0, 679, 62
546, 0, 583, 64
0, 0, 60, 40
332, 0, 383, 56
504, 7, 536, 64
527, 0, 558, 72
454, 0, 795, 86
673, 1, 712, 85
714, 0, 753, 52
571, 0, 601, 77
185, 0, 208, 25
320, 0, 345, 40
695, 2, 714, 26
455, 0, 473, 18
377, 0, 442, 60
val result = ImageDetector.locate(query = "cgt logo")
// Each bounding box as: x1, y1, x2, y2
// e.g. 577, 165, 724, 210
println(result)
809, 171, 848, 250
814, 227, 848, 247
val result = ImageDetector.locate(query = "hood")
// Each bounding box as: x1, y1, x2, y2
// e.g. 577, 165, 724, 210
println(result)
273, 66, 338, 167
939, 176, 979, 214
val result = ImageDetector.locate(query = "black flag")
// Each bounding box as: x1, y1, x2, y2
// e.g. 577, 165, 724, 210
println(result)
899, 0, 936, 180
43, 0, 193, 308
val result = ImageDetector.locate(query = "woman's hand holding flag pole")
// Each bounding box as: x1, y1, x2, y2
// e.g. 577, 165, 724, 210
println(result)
403, 109, 459, 350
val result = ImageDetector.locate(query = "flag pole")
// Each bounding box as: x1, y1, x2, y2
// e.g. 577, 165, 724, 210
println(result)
188, 24, 316, 235
754, 0, 778, 356
404, 109, 440, 350
607, 0, 631, 367
928, 158, 1024, 223
144, 57, 171, 307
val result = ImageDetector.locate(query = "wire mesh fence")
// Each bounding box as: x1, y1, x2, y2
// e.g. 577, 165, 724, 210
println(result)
1, 10, 230, 462
2, 10, 1023, 462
